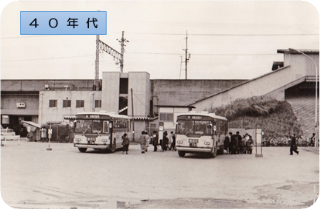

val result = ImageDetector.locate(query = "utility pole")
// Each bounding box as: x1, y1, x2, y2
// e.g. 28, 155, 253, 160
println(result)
183, 31, 191, 80
179, 56, 183, 79
131, 88, 135, 142
95, 35, 100, 90
117, 31, 129, 73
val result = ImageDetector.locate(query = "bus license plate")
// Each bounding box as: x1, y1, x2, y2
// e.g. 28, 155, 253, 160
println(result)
190, 143, 197, 147
87, 138, 96, 144
189, 139, 198, 143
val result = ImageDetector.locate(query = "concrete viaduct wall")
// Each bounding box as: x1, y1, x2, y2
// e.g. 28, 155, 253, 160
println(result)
191, 65, 310, 111
191, 51, 319, 112
151, 79, 247, 106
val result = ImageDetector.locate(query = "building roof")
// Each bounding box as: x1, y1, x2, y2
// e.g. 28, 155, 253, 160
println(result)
277, 49, 319, 54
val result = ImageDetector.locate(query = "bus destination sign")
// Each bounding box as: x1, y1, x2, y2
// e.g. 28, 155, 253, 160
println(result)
188, 116, 203, 119
86, 115, 100, 118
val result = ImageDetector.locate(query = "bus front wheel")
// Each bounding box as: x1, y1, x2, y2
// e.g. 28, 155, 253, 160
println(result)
209, 148, 216, 158
78, 148, 87, 153
178, 151, 185, 157
109, 144, 116, 153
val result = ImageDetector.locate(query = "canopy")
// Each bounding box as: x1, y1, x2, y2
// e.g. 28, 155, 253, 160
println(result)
21, 121, 41, 128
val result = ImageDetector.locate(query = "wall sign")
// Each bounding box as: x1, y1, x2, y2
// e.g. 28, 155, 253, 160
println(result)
16, 102, 26, 108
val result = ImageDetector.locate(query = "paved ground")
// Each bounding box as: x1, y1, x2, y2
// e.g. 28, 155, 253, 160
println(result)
1, 140, 319, 209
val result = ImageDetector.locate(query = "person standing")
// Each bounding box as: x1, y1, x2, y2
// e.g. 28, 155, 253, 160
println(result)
139, 131, 147, 154
169, 131, 176, 151
162, 131, 169, 151
224, 133, 231, 154
122, 133, 130, 154
230, 132, 237, 154
309, 133, 315, 147
236, 131, 243, 154
290, 133, 299, 155
152, 131, 158, 152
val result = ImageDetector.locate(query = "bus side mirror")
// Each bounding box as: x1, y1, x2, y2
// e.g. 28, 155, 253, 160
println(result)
109, 123, 112, 128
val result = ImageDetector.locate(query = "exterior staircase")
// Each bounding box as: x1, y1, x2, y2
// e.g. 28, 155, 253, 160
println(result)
286, 95, 317, 140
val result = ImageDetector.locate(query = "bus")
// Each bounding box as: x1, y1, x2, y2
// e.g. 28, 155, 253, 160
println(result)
73, 112, 130, 153
175, 112, 228, 158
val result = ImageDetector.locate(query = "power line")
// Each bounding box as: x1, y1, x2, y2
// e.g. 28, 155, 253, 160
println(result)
2, 55, 95, 62
127, 52, 281, 56
2, 52, 284, 62
1, 35, 64, 39
1, 33, 318, 40
125, 32, 319, 36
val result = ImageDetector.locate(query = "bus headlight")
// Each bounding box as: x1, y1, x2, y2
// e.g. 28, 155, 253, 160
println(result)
177, 140, 183, 144
101, 139, 108, 142
204, 142, 210, 145
75, 138, 81, 142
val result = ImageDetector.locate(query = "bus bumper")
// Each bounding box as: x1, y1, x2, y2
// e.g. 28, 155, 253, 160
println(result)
74, 144, 109, 149
176, 147, 213, 153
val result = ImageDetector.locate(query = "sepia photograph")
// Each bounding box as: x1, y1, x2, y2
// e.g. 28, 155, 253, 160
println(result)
1, 0, 319, 208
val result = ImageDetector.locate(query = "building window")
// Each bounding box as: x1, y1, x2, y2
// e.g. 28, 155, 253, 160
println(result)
49, 100, 57, 108
159, 113, 174, 122
63, 100, 71, 108
95, 100, 102, 108
76, 100, 84, 108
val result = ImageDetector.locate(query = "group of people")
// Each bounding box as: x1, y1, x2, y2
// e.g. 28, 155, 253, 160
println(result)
159, 131, 176, 152
142, 130, 176, 153
224, 131, 253, 154
121, 130, 177, 154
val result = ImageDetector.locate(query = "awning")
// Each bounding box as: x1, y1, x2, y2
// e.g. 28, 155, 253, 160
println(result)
21, 121, 41, 128
64, 116, 76, 120
132, 117, 158, 121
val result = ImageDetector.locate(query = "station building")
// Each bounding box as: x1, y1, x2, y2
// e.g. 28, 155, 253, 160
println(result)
1, 72, 246, 140
1, 49, 318, 140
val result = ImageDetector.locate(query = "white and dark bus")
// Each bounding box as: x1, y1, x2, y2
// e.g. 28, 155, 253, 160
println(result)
73, 112, 130, 153
175, 112, 228, 158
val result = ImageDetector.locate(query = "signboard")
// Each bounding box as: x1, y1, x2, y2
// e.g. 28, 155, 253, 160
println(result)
2, 115, 9, 124
16, 102, 26, 108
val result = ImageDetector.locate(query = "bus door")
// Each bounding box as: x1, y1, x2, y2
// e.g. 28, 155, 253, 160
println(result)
212, 122, 218, 148
109, 121, 115, 149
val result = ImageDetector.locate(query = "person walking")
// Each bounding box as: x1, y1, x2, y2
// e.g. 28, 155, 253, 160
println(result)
152, 131, 158, 152
122, 133, 130, 154
139, 131, 147, 154
169, 131, 176, 151
145, 131, 150, 152
290, 133, 299, 155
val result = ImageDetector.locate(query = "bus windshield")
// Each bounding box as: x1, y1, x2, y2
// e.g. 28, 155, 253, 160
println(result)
75, 120, 109, 134
177, 120, 213, 135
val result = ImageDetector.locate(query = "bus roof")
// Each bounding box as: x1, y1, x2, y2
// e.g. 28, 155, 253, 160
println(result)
177, 112, 227, 121
75, 112, 131, 120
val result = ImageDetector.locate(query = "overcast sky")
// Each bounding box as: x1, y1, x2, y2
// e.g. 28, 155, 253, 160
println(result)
0, 0, 319, 80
